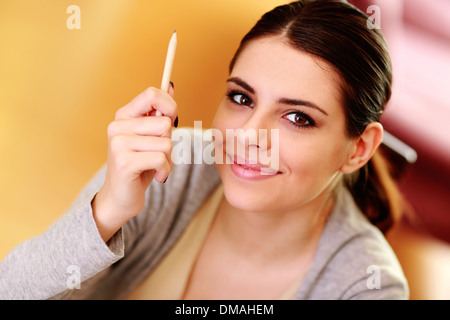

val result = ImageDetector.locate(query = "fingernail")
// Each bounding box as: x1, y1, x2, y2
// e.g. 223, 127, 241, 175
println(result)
174, 116, 179, 128
170, 81, 175, 89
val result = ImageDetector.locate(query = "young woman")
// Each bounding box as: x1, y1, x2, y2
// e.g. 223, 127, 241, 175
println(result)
0, 0, 408, 299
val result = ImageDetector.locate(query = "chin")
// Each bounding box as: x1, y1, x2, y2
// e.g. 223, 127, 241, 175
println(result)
222, 185, 276, 213
217, 163, 284, 213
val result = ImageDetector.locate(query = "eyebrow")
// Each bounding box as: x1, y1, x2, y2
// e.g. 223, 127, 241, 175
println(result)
277, 98, 329, 116
226, 77, 328, 116
227, 77, 255, 94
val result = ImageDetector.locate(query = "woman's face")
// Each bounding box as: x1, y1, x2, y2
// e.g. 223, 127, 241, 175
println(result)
212, 36, 355, 214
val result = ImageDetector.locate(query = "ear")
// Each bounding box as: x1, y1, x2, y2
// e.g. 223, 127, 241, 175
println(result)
339, 122, 384, 174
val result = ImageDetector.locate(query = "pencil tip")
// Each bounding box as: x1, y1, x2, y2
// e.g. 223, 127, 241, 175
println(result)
173, 30, 177, 34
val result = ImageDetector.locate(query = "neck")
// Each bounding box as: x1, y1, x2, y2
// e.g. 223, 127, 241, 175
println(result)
214, 187, 337, 263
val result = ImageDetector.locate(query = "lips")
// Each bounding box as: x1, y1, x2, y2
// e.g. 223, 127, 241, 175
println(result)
228, 154, 281, 178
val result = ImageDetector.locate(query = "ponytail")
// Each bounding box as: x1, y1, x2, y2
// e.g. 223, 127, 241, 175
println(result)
345, 149, 403, 234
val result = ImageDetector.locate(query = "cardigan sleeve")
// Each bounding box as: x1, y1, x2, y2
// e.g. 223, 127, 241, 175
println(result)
0, 166, 125, 300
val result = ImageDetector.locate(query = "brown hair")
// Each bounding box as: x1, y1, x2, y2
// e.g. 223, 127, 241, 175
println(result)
229, 0, 402, 233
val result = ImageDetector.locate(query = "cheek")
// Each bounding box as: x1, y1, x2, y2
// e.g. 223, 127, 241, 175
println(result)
212, 100, 235, 130
212, 102, 233, 163
211, 101, 246, 151
280, 134, 349, 186
211, 102, 224, 130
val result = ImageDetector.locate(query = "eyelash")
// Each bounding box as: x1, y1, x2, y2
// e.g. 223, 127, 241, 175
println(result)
226, 89, 254, 107
225, 89, 316, 129
284, 111, 316, 129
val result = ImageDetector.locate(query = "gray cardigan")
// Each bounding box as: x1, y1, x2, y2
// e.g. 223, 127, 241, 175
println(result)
0, 128, 409, 300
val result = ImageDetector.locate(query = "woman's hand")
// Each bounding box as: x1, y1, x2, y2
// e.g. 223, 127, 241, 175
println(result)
92, 85, 177, 242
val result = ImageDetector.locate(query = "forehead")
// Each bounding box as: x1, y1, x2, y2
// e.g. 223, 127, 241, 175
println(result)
230, 36, 342, 107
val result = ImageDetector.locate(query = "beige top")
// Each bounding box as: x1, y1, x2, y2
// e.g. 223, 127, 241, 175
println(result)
126, 184, 301, 300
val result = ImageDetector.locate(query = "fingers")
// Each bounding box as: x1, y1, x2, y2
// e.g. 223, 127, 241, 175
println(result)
115, 86, 178, 126
110, 133, 173, 179
115, 150, 172, 183
107, 116, 173, 139
106, 84, 176, 187
108, 116, 173, 182
110, 135, 172, 154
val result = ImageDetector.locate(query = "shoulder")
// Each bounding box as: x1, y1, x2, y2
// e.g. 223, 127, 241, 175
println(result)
297, 187, 409, 300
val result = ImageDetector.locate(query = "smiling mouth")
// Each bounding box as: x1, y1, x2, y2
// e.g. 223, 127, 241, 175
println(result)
228, 154, 281, 176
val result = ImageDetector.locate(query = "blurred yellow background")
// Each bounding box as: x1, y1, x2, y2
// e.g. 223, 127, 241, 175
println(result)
0, 0, 288, 258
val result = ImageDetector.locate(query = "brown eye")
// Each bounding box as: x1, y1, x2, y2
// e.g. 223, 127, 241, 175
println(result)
294, 114, 307, 125
233, 94, 254, 107
285, 112, 315, 128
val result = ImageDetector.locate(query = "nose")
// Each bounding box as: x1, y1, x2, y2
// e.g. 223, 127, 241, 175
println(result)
233, 109, 275, 165
238, 110, 272, 150
227, 107, 279, 171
